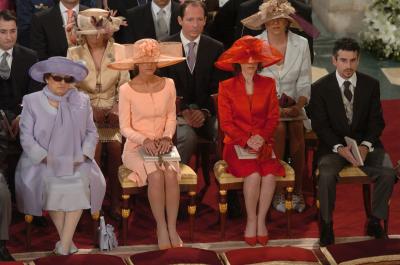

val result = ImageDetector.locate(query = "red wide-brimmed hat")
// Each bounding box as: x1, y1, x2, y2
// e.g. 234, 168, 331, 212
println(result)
215, 35, 283, 72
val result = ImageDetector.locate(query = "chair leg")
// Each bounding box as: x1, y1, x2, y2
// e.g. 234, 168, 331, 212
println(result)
219, 189, 227, 239
91, 211, 100, 246
362, 184, 372, 218
121, 194, 131, 246
200, 146, 211, 186
25, 215, 33, 251
284, 186, 293, 236
188, 190, 197, 241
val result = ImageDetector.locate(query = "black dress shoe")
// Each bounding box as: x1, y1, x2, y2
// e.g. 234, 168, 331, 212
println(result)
0, 241, 15, 261
319, 220, 335, 247
366, 219, 388, 239
32, 216, 48, 227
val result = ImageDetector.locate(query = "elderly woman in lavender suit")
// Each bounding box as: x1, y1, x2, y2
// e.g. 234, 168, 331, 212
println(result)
15, 57, 106, 255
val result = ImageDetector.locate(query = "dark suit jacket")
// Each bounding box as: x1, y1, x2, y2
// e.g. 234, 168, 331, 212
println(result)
3, 44, 42, 116
125, 1, 181, 43
160, 33, 227, 114
108, 0, 139, 43
309, 72, 385, 158
30, 3, 87, 60
234, 0, 313, 61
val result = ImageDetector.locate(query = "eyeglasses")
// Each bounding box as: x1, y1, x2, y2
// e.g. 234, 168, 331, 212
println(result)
50, 74, 75, 83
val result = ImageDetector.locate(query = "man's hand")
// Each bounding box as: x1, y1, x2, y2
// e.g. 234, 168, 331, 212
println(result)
337, 146, 360, 166
182, 109, 205, 128
11, 116, 20, 136
358, 145, 369, 162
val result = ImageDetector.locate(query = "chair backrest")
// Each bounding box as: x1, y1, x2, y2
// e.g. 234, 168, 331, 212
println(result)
210, 93, 224, 158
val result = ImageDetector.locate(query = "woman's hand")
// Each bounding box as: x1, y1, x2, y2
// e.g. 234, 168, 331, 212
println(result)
143, 138, 158, 156
93, 108, 107, 125
286, 105, 301, 117
247, 134, 264, 151
156, 137, 173, 155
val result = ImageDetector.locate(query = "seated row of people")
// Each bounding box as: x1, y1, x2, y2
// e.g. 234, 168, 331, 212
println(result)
0, 1, 396, 261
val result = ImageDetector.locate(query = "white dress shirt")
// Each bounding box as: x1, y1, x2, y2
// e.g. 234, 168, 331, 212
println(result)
59, 2, 79, 27
151, 0, 172, 32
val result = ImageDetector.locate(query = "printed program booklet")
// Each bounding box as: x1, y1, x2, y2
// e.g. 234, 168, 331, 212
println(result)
139, 146, 181, 162
344, 136, 364, 166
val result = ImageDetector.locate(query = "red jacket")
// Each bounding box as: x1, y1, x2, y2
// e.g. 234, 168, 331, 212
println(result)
218, 74, 280, 148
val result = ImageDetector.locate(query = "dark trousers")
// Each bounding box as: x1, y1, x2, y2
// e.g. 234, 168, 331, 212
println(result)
317, 148, 396, 223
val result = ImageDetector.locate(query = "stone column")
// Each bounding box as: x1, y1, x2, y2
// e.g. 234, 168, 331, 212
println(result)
312, 0, 373, 37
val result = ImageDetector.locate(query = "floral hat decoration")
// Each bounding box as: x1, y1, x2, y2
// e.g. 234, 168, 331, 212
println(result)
215, 35, 283, 72
75, 8, 126, 36
107, 38, 186, 70
241, 0, 301, 31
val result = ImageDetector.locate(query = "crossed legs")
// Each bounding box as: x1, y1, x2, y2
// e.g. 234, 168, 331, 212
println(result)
147, 169, 181, 249
243, 172, 276, 240
48, 210, 83, 255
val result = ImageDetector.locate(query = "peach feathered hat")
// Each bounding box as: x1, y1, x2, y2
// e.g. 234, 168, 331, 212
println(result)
108, 38, 186, 70
241, 0, 301, 31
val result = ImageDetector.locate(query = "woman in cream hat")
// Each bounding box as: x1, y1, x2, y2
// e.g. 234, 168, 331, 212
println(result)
15, 57, 106, 255
242, 0, 312, 214
67, 8, 130, 221
109, 38, 185, 249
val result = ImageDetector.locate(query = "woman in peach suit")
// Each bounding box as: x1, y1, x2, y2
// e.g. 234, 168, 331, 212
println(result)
108, 39, 185, 250
216, 36, 284, 246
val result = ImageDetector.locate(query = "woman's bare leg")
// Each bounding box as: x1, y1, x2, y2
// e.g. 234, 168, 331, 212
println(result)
257, 175, 276, 236
243, 172, 261, 238
164, 168, 181, 247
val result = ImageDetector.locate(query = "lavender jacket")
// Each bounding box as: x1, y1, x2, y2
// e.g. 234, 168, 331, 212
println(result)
15, 89, 106, 216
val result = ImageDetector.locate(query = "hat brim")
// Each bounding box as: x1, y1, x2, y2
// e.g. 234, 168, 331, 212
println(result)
29, 57, 88, 83
108, 55, 186, 70
77, 28, 118, 35
241, 12, 302, 31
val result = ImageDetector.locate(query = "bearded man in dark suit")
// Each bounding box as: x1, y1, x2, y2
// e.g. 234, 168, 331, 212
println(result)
309, 38, 396, 247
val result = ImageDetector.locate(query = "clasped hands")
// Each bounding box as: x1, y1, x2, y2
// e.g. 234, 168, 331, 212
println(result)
246, 134, 265, 153
181, 109, 206, 128
280, 105, 301, 118
143, 137, 173, 156
93, 106, 119, 127
337, 145, 368, 166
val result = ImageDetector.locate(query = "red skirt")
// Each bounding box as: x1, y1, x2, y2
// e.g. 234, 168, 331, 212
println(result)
223, 144, 285, 178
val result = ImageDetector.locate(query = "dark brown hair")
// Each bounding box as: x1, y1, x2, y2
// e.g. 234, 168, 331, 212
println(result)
0, 10, 17, 22
179, 0, 207, 18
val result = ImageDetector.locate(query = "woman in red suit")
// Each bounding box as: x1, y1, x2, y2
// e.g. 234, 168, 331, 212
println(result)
216, 36, 284, 246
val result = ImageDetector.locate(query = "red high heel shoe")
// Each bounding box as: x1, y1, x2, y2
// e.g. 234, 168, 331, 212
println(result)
244, 236, 257, 246
257, 235, 269, 246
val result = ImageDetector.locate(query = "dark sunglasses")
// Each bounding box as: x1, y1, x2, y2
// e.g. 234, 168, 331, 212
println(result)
50, 74, 75, 83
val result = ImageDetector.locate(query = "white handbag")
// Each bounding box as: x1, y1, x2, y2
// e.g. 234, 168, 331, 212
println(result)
98, 216, 118, 251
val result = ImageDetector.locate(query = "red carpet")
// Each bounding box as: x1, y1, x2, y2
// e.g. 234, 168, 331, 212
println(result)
7, 100, 400, 253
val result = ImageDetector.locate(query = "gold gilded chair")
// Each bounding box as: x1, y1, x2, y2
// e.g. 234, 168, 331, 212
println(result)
211, 94, 296, 239
118, 164, 197, 245
315, 166, 389, 233
117, 97, 198, 245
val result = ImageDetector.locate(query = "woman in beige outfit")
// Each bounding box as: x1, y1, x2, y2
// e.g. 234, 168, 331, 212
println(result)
67, 8, 130, 220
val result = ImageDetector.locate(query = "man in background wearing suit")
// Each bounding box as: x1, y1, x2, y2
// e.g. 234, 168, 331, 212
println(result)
125, 0, 180, 43
16, 0, 55, 47
161, 0, 225, 166
309, 38, 396, 247
0, 10, 42, 261
30, 0, 87, 60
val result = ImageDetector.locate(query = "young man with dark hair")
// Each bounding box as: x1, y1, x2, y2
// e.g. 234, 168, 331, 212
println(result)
309, 37, 396, 247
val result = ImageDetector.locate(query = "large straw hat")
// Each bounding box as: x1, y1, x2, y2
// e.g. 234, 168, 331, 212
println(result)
108, 39, 186, 70
241, 0, 301, 31
215, 35, 283, 72
76, 8, 125, 35
29, 56, 88, 83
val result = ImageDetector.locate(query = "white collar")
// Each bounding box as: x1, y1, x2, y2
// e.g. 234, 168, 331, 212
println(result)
180, 31, 201, 47
59, 2, 79, 15
0, 47, 13, 57
336, 70, 357, 89
151, 0, 171, 15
